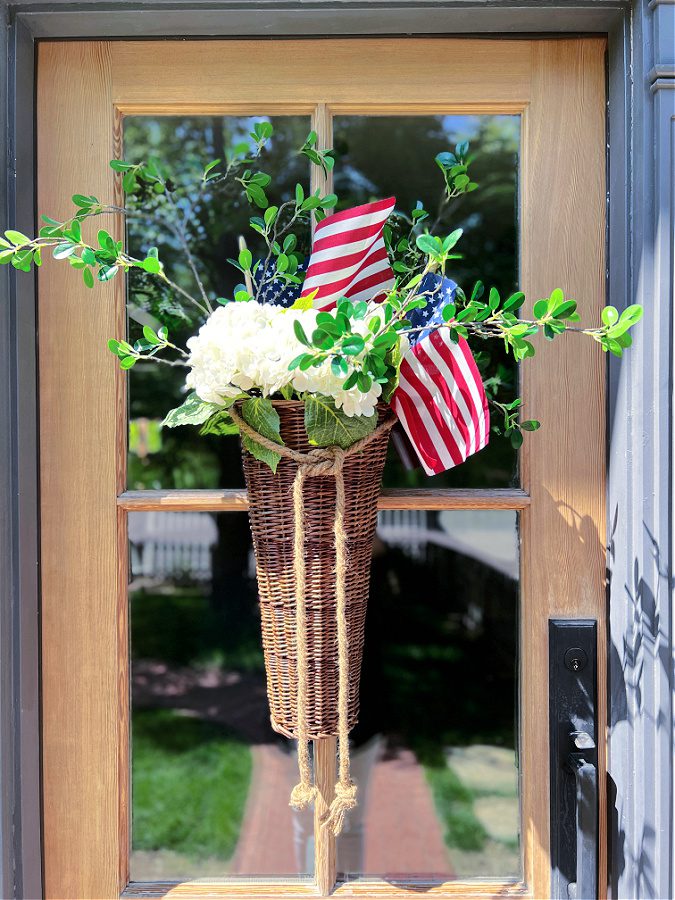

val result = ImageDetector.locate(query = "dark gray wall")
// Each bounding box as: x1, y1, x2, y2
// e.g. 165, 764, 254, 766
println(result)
1, 2, 671, 898
607, 2, 675, 898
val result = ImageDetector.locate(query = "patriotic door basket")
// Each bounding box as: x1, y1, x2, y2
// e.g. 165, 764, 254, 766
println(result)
6, 123, 642, 834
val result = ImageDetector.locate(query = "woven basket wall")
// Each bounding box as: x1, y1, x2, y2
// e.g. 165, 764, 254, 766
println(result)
240, 400, 390, 740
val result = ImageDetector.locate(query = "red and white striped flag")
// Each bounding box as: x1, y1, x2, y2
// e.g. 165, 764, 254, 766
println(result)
300, 197, 395, 311
390, 274, 490, 475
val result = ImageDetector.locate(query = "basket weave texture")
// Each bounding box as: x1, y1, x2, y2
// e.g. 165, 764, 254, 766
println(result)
240, 400, 390, 740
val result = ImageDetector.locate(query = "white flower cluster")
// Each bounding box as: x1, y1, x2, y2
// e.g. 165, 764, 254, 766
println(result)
184, 301, 384, 418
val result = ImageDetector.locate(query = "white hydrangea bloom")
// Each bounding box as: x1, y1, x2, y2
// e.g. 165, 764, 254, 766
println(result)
184, 300, 388, 418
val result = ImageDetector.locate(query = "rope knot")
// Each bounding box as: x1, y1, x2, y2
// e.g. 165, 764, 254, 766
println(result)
322, 780, 358, 835
289, 780, 318, 811
302, 446, 346, 478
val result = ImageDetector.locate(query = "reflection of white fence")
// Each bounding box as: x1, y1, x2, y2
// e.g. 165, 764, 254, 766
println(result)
128, 507, 519, 584
129, 512, 217, 582
377, 510, 429, 560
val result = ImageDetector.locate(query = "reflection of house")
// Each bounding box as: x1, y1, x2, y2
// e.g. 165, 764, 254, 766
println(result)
377, 509, 518, 580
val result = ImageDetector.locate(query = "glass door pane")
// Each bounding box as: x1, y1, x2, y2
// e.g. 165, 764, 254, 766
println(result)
129, 510, 314, 880
124, 115, 311, 491
331, 114, 521, 489
338, 509, 520, 879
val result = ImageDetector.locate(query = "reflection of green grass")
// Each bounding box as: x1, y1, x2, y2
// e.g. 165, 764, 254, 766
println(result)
425, 763, 487, 851
131, 589, 263, 670
132, 709, 252, 861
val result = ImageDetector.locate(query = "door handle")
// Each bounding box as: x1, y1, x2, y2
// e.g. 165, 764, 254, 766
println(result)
567, 737, 598, 900
549, 620, 598, 900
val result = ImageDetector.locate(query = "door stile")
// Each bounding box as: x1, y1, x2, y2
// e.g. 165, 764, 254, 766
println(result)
38, 40, 128, 900
520, 38, 607, 898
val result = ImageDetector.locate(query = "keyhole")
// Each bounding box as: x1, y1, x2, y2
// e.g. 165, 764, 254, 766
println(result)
564, 647, 588, 673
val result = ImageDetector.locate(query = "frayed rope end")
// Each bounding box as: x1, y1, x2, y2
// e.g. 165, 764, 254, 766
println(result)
321, 781, 358, 836
289, 782, 317, 811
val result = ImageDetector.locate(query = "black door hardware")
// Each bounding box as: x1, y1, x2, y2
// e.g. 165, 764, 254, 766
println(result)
549, 619, 598, 900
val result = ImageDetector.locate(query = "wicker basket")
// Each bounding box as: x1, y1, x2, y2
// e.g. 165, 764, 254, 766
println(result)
240, 400, 391, 740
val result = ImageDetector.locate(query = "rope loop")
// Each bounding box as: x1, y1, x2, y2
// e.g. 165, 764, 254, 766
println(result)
229, 403, 395, 833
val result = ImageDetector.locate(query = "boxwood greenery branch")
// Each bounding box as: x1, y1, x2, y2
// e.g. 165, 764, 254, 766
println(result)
3, 122, 644, 466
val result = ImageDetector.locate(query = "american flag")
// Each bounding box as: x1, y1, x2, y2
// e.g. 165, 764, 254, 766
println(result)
299, 197, 395, 310
391, 273, 490, 475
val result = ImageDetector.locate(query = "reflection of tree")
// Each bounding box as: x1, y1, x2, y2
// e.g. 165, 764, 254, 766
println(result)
333, 115, 518, 292
125, 116, 312, 615
356, 535, 517, 761
333, 115, 520, 488
125, 113, 520, 492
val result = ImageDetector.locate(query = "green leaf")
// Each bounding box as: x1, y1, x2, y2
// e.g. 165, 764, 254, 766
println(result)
533, 299, 549, 320
200, 411, 240, 436
142, 325, 162, 345
247, 184, 268, 208
304, 395, 377, 449
416, 234, 442, 257
503, 291, 524, 311
238, 248, 252, 270
142, 256, 161, 274
53, 243, 75, 260
470, 281, 484, 302
67, 220, 82, 242
521, 420, 541, 432
373, 332, 399, 350
5, 230, 30, 246
240, 398, 283, 473
442, 229, 463, 252
98, 265, 119, 282
356, 371, 372, 392
552, 300, 577, 320
294, 320, 310, 346
119, 356, 136, 370
72, 194, 94, 208
548, 288, 564, 312
264, 205, 279, 227
342, 334, 365, 356
161, 392, 223, 428
203, 159, 221, 177
619, 304, 643, 327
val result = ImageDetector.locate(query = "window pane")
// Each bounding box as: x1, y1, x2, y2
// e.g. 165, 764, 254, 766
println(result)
129, 506, 520, 882
124, 116, 311, 491
129, 511, 313, 880
332, 115, 520, 489
338, 509, 520, 880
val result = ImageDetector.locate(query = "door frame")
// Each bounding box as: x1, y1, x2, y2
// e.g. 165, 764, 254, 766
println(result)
1, 3, 671, 900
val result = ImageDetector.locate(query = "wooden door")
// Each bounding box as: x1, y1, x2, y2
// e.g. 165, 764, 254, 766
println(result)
37, 38, 606, 899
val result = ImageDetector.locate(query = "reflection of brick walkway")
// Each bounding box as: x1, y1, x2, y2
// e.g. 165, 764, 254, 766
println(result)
230, 743, 452, 879
230, 744, 301, 875
364, 748, 452, 877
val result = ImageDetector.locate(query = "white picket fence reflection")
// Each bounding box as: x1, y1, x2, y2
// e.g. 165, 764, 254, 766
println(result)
128, 508, 518, 585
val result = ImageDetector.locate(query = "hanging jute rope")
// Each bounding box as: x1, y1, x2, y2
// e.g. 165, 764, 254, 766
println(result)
229, 404, 395, 834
